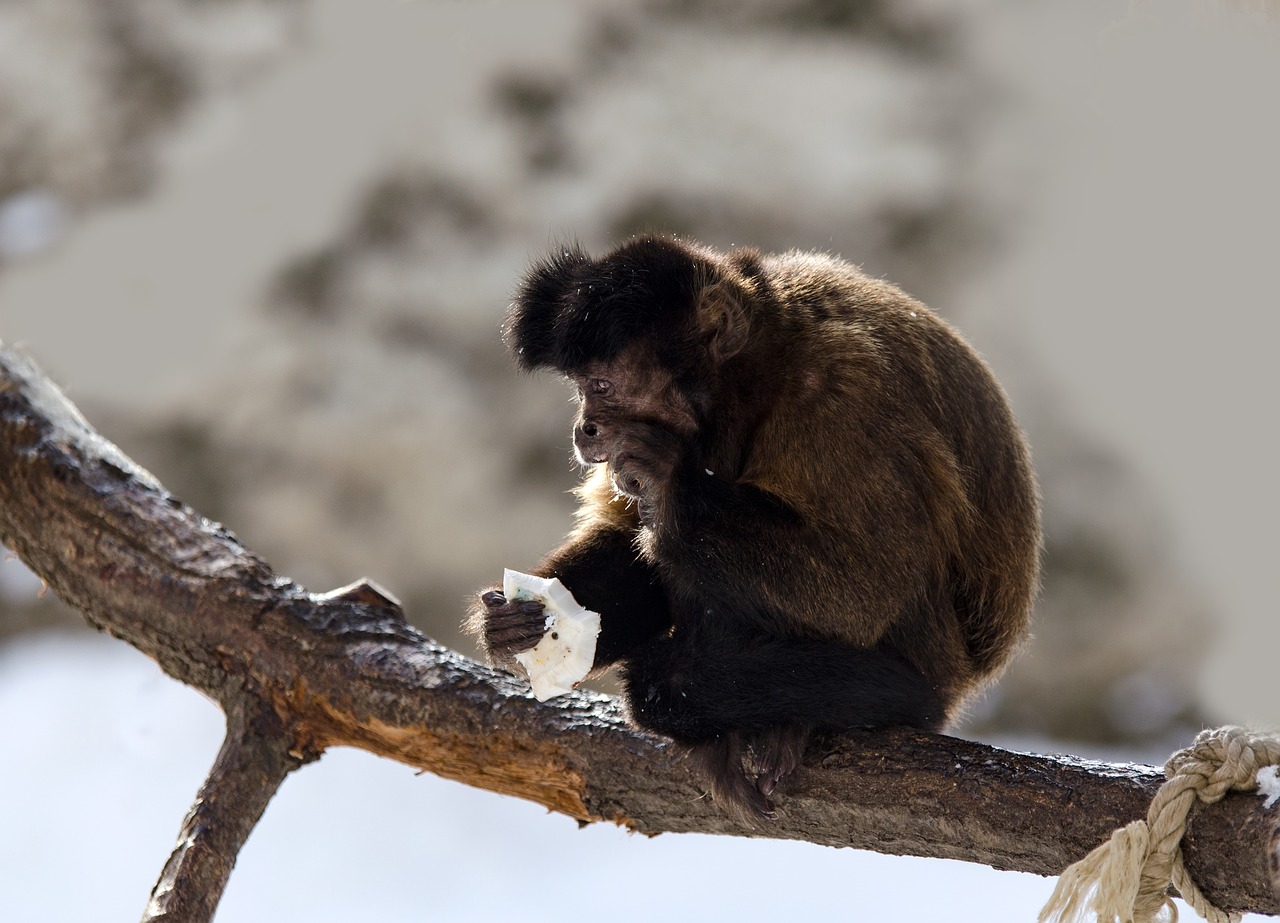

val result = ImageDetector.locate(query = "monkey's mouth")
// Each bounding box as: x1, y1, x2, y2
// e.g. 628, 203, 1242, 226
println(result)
573, 444, 609, 467
608, 467, 645, 500
572, 446, 639, 497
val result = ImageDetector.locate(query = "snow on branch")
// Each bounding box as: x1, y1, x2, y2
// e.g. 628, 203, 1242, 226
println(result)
1, 342, 1276, 923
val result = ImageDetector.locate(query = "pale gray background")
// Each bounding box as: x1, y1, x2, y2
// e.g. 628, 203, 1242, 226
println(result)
1, 1, 1276, 919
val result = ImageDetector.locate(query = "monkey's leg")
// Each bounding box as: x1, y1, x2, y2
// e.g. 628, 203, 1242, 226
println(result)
625, 628, 943, 736
623, 629, 943, 819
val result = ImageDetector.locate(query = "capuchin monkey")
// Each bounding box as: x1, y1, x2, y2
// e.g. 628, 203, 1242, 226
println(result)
467, 236, 1040, 821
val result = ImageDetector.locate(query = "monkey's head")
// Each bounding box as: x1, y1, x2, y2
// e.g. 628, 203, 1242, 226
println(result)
504, 237, 753, 500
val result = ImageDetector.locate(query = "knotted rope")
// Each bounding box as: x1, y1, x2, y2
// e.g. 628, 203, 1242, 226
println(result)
1039, 726, 1280, 923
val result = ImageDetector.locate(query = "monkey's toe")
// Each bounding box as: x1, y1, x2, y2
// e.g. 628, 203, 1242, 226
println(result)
718, 771, 778, 824
750, 723, 810, 799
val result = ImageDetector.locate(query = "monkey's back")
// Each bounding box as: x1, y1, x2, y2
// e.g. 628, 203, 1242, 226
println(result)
750, 252, 1040, 709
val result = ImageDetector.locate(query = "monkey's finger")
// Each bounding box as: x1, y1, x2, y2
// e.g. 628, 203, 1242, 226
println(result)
487, 621, 545, 643
488, 624, 538, 639
487, 629, 543, 653
481, 590, 506, 607
488, 602, 545, 626
489, 605, 546, 626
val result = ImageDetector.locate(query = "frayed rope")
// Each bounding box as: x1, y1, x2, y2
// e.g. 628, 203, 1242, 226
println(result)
1039, 726, 1280, 923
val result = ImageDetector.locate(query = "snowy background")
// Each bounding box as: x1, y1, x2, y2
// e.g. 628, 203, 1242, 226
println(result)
1, 1, 1278, 920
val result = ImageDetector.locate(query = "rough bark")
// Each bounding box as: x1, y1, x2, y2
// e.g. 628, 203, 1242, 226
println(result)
1, 341, 1277, 921
143, 696, 306, 922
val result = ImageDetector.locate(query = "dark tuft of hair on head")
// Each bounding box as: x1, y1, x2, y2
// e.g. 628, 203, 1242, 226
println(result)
503, 236, 711, 372
502, 243, 592, 370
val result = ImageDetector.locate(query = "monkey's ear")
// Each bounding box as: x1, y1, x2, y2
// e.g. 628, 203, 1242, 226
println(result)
698, 284, 750, 363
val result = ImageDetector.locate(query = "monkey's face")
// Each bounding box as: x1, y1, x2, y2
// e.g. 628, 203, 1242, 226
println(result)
567, 343, 698, 502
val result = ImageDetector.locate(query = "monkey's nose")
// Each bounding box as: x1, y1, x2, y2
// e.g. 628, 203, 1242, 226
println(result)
573, 423, 608, 464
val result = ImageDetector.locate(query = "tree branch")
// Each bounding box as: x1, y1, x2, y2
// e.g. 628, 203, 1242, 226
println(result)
1, 342, 1276, 920
143, 695, 307, 922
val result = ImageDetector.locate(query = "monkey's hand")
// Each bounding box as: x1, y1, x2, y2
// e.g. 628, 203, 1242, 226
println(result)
471, 589, 548, 670
609, 434, 685, 517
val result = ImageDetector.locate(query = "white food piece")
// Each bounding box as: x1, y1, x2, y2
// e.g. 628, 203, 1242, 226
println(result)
504, 569, 601, 702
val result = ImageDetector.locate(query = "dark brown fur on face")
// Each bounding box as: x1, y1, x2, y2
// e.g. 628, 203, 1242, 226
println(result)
467, 236, 1041, 822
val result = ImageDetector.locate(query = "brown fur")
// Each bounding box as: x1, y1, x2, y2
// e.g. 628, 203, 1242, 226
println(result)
468, 237, 1041, 819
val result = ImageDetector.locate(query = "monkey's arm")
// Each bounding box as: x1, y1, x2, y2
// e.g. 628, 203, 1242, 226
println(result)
545, 467, 673, 667
538, 523, 672, 669
656, 456, 929, 646
468, 469, 672, 671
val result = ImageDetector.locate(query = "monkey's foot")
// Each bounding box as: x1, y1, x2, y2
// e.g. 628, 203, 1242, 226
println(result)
751, 723, 811, 799
688, 732, 778, 823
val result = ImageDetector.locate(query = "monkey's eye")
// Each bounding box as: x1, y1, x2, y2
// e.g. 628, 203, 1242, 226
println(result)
588, 378, 613, 397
